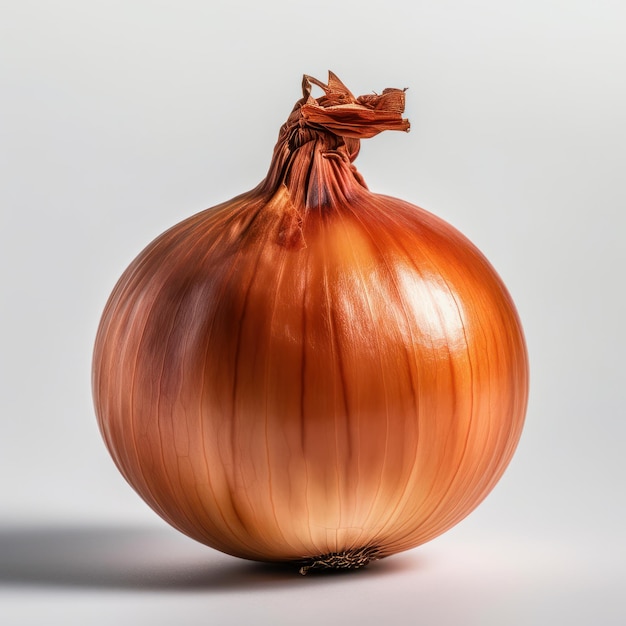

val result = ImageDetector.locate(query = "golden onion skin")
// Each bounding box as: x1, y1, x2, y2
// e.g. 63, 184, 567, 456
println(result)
93, 73, 528, 568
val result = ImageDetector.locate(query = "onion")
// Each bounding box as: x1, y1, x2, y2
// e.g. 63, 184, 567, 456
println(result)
93, 72, 528, 573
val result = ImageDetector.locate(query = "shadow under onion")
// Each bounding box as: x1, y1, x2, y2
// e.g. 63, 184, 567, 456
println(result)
0, 524, 421, 592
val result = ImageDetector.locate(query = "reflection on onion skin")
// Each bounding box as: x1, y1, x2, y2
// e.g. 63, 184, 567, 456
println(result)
93, 72, 528, 570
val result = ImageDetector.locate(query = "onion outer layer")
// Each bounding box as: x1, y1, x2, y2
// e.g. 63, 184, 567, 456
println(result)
93, 72, 528, 571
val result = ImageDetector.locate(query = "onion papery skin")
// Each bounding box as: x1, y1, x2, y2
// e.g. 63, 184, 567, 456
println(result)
93, 73, 528, 568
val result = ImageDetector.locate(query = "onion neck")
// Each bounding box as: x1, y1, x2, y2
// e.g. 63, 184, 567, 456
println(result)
258, 72, 410, 212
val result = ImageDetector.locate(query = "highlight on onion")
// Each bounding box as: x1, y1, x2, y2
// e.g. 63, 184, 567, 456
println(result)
93, 72, 528, 574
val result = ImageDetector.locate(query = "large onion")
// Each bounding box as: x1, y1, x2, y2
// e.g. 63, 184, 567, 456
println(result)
93, 72, 528, 573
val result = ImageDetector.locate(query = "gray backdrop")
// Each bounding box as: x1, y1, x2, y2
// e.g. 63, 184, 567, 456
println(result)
1, 1, 624, 624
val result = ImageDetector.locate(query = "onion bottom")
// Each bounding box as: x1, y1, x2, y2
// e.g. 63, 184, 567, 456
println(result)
295, 546, 382, 575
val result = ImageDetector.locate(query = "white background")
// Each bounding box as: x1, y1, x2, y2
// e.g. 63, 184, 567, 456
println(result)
1, 1, 625, 624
